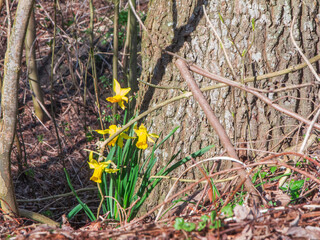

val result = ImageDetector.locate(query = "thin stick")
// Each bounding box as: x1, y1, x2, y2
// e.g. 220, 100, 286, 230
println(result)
90, 0, 105, 134
253, 82, 315, 93
203, 5, 236, 78
97, 183, 105, 220
156, 156, 248, 221
290, 16, 320, 82
260, 151, 320, 168
218, 169, 253, 214
189, 64, 320, 130
17, 187, 97, 203
299, 108, 320, 154
104, 196, 125, 225
149, 175, 236, 183
50, 0, 64, 165
176, 59, 260, 201
290, 18, 320, 153
138, 78, 186, 91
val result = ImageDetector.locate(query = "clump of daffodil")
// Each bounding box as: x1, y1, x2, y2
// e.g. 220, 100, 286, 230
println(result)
106, 79, 131, 110
88, 152, 119, 183
96, 125, 132, 148
134, 124, 159, 150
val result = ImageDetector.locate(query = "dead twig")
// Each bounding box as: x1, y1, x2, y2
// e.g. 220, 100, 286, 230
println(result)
202, 5, 236, 78
290, 16, 320, 82
124, 156, 320, 227
252, 82, 316, 93
189, 64, 320, 130
156, 156, 247, 221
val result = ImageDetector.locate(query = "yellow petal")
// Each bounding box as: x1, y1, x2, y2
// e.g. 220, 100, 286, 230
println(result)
113, 79, 121, 95
95, 129, 109, 135
121, 133, 132, 140
149, 133, 159, 139
109, 125, 118, 131
105, 168, 120, 174
102, 160, 113, 165
147, 136, 155, 143
89, 151, 94, 162
139, 124, 147, 131
136, 134, 148, 149
108, 125, 120, 136
119, 87, 131, 97
88, 160, 117, 183
136, 140, 148, 150
134, 129, 144, 137
88, 160, 98, 169
118, 100, 126, 110
108, 137, 118, 146
122, 96, 129, 103
107, 95, 122, 103
90, 165, 104, 183
106, 96, 118, 103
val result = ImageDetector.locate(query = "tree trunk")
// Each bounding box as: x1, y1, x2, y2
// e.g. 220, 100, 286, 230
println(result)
25, 6, 45, 122
138, 0, 319, 212
0, 0, 34, 216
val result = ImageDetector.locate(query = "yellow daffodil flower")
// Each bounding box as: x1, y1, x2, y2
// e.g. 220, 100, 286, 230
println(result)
96, 125, 132, 148
134, 124, 159, 150
88, 152, 119, 183
106, 79, 131, 110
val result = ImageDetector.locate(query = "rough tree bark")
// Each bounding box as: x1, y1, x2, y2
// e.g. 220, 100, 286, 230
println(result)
0, 0, 34, 216
138, 0, 319, 212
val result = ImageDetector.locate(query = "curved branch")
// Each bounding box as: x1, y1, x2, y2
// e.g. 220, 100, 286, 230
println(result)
175, 59, 260, 202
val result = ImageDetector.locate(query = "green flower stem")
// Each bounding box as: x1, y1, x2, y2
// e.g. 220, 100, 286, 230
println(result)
99, 53, 320, 154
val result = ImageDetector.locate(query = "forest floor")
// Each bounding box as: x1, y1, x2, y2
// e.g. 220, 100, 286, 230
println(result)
1, 0, 320, 239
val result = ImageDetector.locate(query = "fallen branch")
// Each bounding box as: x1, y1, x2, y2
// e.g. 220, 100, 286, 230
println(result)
175, 59, 261, 203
